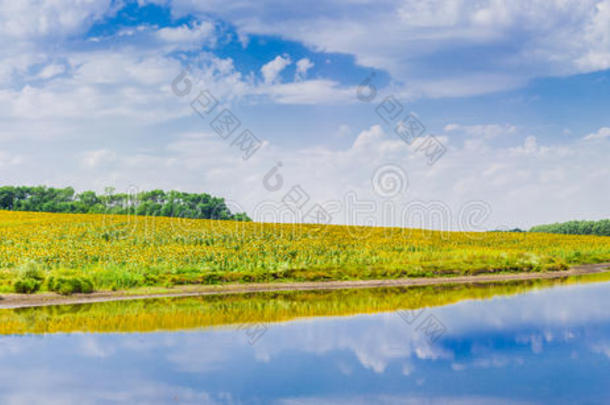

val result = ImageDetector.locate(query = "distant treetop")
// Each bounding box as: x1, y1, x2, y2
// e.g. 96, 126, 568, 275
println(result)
0, 186, 251, 222
530, 219, 610, 236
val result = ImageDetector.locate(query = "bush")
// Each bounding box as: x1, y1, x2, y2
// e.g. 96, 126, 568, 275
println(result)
47, 276, 94, 295
90, 268, 144, 290
80, 278, 94, 293
14, 278, 41, 294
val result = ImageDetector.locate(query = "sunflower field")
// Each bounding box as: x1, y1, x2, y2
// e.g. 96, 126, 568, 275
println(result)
1, 210, 609, 293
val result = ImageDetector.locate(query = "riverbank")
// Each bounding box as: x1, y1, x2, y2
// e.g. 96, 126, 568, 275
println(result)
2, 262, 608, 309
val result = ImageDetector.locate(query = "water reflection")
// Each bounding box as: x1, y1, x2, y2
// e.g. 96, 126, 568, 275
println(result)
2, 272, 609, 335
0, 279, 608, 404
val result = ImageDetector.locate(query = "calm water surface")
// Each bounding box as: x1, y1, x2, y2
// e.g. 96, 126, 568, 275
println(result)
1, 281, 609, 404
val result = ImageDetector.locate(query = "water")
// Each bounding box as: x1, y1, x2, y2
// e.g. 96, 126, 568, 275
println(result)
0, 281, 609, 404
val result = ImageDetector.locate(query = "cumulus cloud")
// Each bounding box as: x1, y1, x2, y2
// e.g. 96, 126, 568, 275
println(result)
0, 51, 186, 123
16, 119, 605, 230
172, 0, 610, 97
0, 1, 606, 231
0, 0, 113, 39
156, 20, 217, 50
295, 57, 314, 81
261, 54, 291, 84
0, 0, 117, 89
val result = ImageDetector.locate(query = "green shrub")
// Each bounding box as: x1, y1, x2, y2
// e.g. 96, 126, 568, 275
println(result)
14, 278, 41, 294
201, 272, 222, 284
80, 278, 94, 294
90, 268, 144, 290
47, 276, 94, 295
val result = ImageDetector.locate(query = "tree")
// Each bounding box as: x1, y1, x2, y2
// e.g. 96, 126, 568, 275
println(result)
0, 185, 251, 222
530, 219, 610, 236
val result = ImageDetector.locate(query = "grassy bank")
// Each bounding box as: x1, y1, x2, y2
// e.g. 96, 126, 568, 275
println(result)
1, 210, 610, 294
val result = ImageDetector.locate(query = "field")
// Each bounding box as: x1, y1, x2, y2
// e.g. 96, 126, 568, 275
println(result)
1, 210, 610, 294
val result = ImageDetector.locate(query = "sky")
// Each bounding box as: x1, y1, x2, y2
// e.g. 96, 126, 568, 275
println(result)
0, 0, 609, 230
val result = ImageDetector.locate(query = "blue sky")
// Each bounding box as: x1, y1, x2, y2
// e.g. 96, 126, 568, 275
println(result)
0, 0, 609, 229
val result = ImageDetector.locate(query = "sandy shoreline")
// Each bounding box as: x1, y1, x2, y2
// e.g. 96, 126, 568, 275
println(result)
1, 262, 609, 309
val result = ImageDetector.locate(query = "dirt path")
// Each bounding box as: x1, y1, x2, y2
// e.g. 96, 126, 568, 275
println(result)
1, 263, 609, 309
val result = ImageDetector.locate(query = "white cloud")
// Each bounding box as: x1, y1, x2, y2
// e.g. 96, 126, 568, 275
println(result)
261, 54, 291, 84
576, 0, 610, 71
0, 39, 355, 159
295, 57, 314, 81
0, 2, 607, 231
156, 20, 217, 50
36, 63, 66, 80
509, 136, 539, 155
236, 31, 250, 48
583, 127, 610, 140
0, 44, 257, 129
0, 0, 113, 39
404, 74, 528, 99
17, 119, 604, 230
172, 0, 610, 97
0, 0, 117, 89
0, 16, 605, 229
259, 79, 355, 104
444, 124, 517, 139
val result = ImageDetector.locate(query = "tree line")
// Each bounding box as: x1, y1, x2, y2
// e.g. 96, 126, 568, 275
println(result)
0, 186, 251, 221
530, 219, 610, 236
